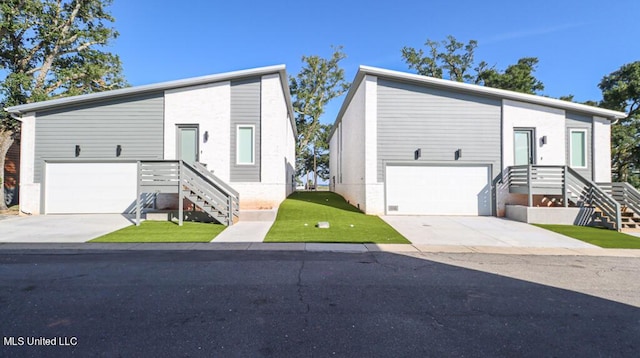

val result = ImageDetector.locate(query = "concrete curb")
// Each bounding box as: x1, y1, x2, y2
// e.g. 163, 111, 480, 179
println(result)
1, 242, 639, 257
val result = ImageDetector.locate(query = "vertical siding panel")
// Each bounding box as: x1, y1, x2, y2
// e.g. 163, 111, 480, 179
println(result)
230, 77, 261, 182
376, 79, 502, 182
565, 112, 593, 180
33, 93, 164, 183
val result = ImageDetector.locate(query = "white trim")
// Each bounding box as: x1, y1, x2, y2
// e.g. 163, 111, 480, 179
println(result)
569, 128, 588, 169
330, 66, 626, 140
7, 65, 287, 112
236, 125, 255, 165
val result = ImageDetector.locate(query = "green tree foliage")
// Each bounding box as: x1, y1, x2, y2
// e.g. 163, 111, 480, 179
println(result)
0, 0, 126, 210
401, 36, 476, 82
402, 36, 544, 94
476, 57, 544, 94
289, 47, 349, 188
599, 61, 640, 186
298, 124, 330, 188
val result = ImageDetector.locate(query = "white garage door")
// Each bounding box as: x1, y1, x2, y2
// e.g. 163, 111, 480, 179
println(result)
385, 165, 491, 216
45, 162, 138, 214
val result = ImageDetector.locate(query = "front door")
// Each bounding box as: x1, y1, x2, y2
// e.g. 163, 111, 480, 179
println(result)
177, 125, 199, 165
514, 129, 535, 165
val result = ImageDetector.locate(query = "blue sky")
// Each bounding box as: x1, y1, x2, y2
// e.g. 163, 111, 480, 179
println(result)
109, 0, 640, 124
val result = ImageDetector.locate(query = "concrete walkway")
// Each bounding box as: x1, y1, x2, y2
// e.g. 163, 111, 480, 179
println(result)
0, 214, 134, 243
381, 215, 597, 248
212, 208, 278, 243
213, 221, 273, 242
2, 212, 640, 257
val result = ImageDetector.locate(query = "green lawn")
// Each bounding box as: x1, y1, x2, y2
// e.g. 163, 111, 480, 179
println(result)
534, 224, 640, 249
90, 221, 226, 243
264, 191, 409, 244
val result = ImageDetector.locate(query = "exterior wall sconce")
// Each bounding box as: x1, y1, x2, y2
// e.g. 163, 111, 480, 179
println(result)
540, 136, 547, 145
75, 145, 81, 157
414, 148, 421, 160
203, 131, 209, 143
116, 144, 122, 157
455, 149, 462, 160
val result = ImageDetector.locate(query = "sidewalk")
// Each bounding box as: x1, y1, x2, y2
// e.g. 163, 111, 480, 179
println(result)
1, 242, 640, 257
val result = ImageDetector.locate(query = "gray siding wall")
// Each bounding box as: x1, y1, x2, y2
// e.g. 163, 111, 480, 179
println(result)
34, 93, 164, 183
230, 77, 261, 182
565, 112, 593, 180
377, 79, 502, 182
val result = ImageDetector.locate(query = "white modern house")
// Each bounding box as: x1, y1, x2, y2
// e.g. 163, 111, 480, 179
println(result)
329, 66, 637, 230
6, 65, 297, 225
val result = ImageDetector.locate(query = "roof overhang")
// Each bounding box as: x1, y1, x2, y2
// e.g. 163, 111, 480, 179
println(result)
329, 65, 627, 139
5, 64, 297, 136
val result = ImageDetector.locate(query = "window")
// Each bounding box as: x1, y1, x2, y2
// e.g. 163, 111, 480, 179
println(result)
237, 125, 254, 165
570, 129, 587, 168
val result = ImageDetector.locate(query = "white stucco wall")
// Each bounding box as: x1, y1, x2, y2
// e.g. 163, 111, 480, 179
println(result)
164, 75, 294, 210
17, 113, 40, 215
592, 116, 612, 182
164, 81, 231, 181
238, 72, 293, 208
285, 112, 296, 196
502, 99, 566, 168
334, 76, 367, 211
329, 125, 338, 190
363, 76, 384, 214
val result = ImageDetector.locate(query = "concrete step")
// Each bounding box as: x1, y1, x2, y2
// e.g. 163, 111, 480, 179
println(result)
239, 209, 278, 222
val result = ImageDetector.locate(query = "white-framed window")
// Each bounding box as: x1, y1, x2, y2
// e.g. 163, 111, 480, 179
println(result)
570, 129, 587, 168
236, 125, 255, 165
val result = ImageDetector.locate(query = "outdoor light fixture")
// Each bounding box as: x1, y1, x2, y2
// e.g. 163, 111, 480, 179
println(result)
203, 131, 209, 143
541, 136, 547, 145
116, 144, 122, 157
414, 148, 422, 160
455, 149, 462, 160
75, 145, 81, 157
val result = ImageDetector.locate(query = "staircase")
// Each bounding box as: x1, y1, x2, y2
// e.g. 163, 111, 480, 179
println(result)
598, 182, 640, 232
504, 165, 622, 230
135, 160, 239, 226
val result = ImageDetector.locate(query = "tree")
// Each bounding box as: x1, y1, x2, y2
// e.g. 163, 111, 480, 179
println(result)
0, 0, 126, 210
476, 57, 544, 94
402, 36, 544, 95
289, 46, 349, 189
401, 36, 476, 82
599, 61, 640, 186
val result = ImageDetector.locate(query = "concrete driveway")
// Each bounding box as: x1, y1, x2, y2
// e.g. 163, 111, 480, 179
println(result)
381, 216, 598, 248
0, 214, 134, 243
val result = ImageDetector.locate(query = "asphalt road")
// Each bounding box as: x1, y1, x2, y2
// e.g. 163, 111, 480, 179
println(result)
1, 250, 639, 357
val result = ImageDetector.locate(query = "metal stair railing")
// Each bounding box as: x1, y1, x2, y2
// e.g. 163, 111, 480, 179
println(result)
136, 160, 239, 226
564, 167, 621, 230
504, 165, 621, 230
599, 182, 640, 219
179, 161, 239, 226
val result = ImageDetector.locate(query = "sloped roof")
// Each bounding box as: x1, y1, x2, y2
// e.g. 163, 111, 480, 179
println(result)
5, 65, 297, 135
330, 65, 627, 139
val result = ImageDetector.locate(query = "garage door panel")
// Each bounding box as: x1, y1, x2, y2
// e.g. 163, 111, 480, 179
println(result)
386, 165, 491, 215
45, 163, 138, 214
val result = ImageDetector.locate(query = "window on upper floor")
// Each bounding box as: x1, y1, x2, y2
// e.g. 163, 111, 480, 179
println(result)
570, 129, 587, 168
237, 125, 255, 165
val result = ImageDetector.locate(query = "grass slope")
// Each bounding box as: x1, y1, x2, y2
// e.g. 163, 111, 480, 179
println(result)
91, 221, 226, 243
265, 191, 409, 244
535, 224, 640, 249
